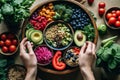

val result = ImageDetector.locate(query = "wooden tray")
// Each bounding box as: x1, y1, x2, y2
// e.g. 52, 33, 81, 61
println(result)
21, 0, 98, 75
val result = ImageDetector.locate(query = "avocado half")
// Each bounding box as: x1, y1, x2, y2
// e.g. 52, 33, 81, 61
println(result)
30, 30, 43, 44
74, 30, 86, 47
26, 28, 43, 45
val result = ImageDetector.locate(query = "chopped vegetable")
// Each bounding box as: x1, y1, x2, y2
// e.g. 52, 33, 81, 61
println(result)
34, 46, 53, 65
45, 22, 73, 48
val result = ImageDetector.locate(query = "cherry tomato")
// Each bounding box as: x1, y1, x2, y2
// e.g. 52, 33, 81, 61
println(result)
12, 39, 18, 45
115, 21, 120, 27
112, 13, 117, 18
118, 16, 120, 21
7, 33, 15, 39
106, 13, 113, 20
0, 41, 4, 47
5, 39, 12, 46
2, 46, 8, 53
99, 8, 105, 16
87, 0, 94, 5
108, 17, 116, 25
116, 10, 120, 16
0, 34, 7, 41
9, 45, 16, 53
112, 10, 116, 14
99, 2, 106, 8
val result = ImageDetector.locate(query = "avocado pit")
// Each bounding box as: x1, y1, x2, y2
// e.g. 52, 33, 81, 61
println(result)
77, 33, 83, 41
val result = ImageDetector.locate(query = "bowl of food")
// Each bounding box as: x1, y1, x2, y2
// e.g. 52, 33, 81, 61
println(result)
64, 46, 80, 67
0, 32, 19, 56
104, 7, 120, 30
34, 45, 53, 66
7, 64, 26, 80
43, 20, 74, 50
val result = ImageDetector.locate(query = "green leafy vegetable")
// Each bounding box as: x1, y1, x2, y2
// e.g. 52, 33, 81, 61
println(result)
96, 36, 120, 72
1, 3, 14, 15
53, 4, 73, 22
83, 24, 95, 42
0, 0, 35, 23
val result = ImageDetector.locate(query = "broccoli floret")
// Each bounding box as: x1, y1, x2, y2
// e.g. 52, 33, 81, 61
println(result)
1, 3, 14, 15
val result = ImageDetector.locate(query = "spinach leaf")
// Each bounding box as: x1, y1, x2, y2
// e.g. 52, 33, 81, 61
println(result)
96, 47, 104, 57
108, 60, 117, 70
101, 47, 113, 62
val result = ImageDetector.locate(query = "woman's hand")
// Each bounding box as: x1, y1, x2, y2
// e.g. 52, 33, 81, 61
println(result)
20, 38, 37, 80
79, 41, 96, 80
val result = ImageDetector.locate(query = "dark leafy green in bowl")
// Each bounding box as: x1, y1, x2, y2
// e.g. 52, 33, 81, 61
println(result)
43, 20, 74, 50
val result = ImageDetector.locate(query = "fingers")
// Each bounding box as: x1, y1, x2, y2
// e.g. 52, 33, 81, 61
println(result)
85, 41, 92, 54
26, 41, 34, 54
80, 43, 86, 55
20, 38, 27, 54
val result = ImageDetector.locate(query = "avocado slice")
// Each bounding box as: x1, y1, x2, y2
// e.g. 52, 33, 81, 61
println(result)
74, 30, 86, 47
26, 28, 34, 40
30, 30, 43, 44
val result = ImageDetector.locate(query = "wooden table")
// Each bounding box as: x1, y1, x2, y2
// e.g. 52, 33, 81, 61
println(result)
0, 0, 120, 80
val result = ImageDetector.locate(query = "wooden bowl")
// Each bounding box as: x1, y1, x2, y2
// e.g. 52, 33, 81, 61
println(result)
104, 7, 120, 30
21, 0, 98, 75
0, 32, 19, 56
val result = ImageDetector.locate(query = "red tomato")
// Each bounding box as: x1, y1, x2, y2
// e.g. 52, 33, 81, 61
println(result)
112, 10, 116, 14
118, 16, 120, 21
0, 41, 4, 47
9, 45, 16, 53
7, 33, 15, 39
12, 39, 18, 45
2, 46, 8, 53
99, 2, 106, 8
99, 8, 105, 16
106, 13, 113, 20
0, 34, 7, 41
112, 13, 117, 18
116, 10, 120, 16
108, 17, 116, 25
115, 21, 120, 27
5, 39, 12, 46
88, 0, 94, 4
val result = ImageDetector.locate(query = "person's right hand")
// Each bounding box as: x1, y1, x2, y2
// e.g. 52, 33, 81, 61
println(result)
78, 41, 96, 80
20, 38, 37, 71
79, 41, 96, 69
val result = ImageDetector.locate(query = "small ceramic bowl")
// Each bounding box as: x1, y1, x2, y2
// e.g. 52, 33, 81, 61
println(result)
0, 32, 19, 56
104, 7, 120, 30
43, 20, 74, 50
64, 46, 80, 67
7, 64, 27, 80
34, 45, 53, 66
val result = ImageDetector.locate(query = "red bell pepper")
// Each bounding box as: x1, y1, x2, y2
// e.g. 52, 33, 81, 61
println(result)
52, 51, 66, 70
